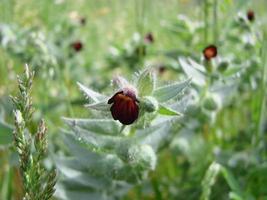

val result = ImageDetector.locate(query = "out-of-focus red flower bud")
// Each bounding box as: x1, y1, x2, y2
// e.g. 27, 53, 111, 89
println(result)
144, 32, 154, 44
158, 65, 166, 74
80, 17, 86, 26
247, 10, 255, 22
203, 45, 217, 61
71, 41, 83, 52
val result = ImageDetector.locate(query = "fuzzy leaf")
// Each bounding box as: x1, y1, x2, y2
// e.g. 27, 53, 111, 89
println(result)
112, 76, 129, 89
158, 105, 182, 116
210, 79, 237, 104
85, 100, 110, 112
56, 157, 111, 190
153, 78, 191, 102
136, 68, 156, 97
63, 118, 121, 136
223, 65, 244, 77
179, 57, 206, 86
62, 133, 124, 174
55, 185, 106, 200
77, 82, 106, 103
136, 121, 173, 151
65, 124, 122, 150
188, 58, 206, 73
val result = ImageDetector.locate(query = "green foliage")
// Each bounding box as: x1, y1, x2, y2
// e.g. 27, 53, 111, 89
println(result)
0, 0, 266, 199
153, 78, 191, 102
55, 70, 189, 199
136, 68, 156, 97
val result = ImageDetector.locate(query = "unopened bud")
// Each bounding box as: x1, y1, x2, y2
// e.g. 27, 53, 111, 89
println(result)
218, 61, 229, 72
202, 95, 218, 111
141, 96, 158, 113
128, 144, 157, 170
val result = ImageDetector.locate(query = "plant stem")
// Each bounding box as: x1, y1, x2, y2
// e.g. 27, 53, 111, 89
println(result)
134, 0, 146, 65
255, 32, 267, 156
204, 0, 209, 44
54, 63, 74, 117
213, 0, 218, 44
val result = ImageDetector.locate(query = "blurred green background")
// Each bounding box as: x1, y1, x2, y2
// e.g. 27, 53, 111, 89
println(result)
0, 0, 267, 199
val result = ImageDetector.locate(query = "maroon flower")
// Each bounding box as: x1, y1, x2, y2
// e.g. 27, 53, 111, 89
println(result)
80, 17, 86, 26
247, 10, 255, 22
158, 65, 166, 74
203, 45, 217, 61
71, 41, 83, 52
144, 32, 154, 44
108, 89, 139, 125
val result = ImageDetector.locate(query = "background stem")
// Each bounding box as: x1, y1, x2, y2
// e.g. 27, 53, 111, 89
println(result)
213, 0, 218, 44
204, 0, 209, 44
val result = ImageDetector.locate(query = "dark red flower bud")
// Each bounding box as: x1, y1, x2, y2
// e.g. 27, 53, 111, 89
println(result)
108, 89, 139, 125
71, 41, 83, 52
203, 45, 217, 61
144, 32, 154, 44
158, 65, 166, 74
80, 17, 86, 26
247, 10, 255, 22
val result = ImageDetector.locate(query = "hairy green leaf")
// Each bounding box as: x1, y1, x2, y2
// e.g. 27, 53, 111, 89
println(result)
136, 121, 173, 151
136, 68, 156, 97
63, 118, 121, 136
158, 105, 182, 116
85, 101, 110, 112
77, 82, 106, 103
153, 78, 191, 102
179, 57, 206, 86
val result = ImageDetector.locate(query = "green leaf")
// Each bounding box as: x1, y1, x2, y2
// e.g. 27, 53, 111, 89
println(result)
179, 57, 206, 86
136, 68, 156, 97
63, 118, 121, 136
153, 78, 191, 102
223, 65, 244, 77
0, 120, 13, 146
112, 76, 129, 89
77, 82, 106, 103
228, 192, 245, 200
56, 157, 111, 190
158, 105, 182, 116
65, 124, 122, 150
136, 121, 173, 151
220, 167, 243, 196
210, 80, 237, 103
55, 185, 106, 200
62, 133, 124, 175
85, 101, 110, 112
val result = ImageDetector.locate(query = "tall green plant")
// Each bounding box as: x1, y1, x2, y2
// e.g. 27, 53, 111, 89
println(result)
11, 65, 56, 200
